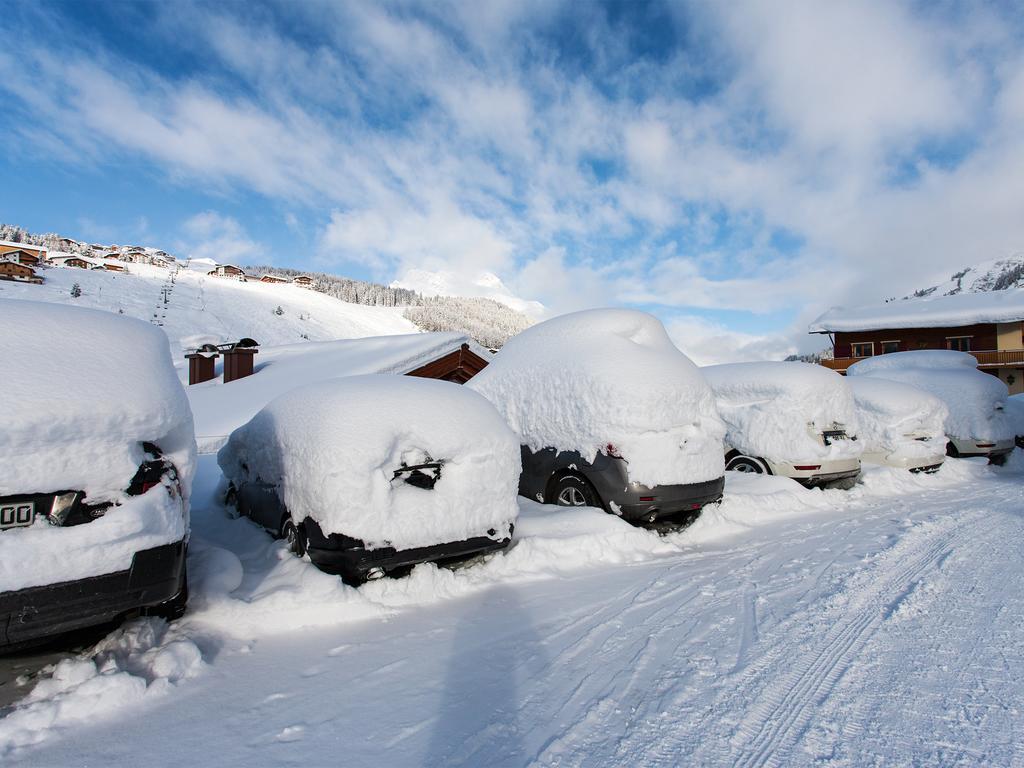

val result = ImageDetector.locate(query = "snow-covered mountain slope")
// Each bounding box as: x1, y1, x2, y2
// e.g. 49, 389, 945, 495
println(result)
392, 268, 545, 318
911, 254, 1024, 298
0, 261, 418, 355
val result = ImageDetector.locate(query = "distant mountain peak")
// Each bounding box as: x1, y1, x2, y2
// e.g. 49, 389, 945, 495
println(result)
391, 268, 545, 318
907, 254, 1024, 300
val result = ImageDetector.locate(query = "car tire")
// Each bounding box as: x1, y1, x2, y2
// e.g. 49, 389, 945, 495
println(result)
946, 441, 960, 458
726, 455, 769, 474
281, 517, 307, 558
548, 474, 601, 508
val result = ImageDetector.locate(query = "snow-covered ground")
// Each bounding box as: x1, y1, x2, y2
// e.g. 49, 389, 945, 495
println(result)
3, 453, 1023, 766
0, 261, 417, 355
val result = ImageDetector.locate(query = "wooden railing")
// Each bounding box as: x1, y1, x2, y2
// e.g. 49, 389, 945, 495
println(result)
823, 349, 1024, 373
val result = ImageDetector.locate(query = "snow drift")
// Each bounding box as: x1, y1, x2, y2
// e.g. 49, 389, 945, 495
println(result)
218, 375, 521, 551
847, 377, 949, 462
467, 309, 726, 487
847, 351, 1013, 442
702, 361, 862, 463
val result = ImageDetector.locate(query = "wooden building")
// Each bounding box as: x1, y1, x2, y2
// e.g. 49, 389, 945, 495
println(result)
0, 262, 43, 284
0, 240, 46, 265
207, 264, 247, 279
406, 343, 490, 384
54, 256, 92, 270
292, 275, 314, 287
810, 291, 1024, 394
259, 274, 290, 284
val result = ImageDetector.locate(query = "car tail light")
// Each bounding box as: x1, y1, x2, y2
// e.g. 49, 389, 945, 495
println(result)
639, 496, 655, 502
48, 492, 80, 526
794, 465, 821, 471
605, 443, 622, 458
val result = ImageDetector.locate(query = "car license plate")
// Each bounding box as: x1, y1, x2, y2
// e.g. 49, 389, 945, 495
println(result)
0, 501, 35, 530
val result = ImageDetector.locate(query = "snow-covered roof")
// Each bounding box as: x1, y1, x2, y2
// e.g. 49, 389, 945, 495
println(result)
0, 239, 46, 252
809, 289, 1024, 333
188, 332, 487, 446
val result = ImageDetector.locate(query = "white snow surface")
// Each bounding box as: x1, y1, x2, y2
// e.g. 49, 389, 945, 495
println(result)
467, 308, 726, 487
6, 452, 1024, 767
809, 287, 1024, 332
702, 361, 862, 463
217, 375, 520, 550
848, 351, 1013, 442
188, 332, 484, 451
847, 377, 949, 461
0, 299, 195, 590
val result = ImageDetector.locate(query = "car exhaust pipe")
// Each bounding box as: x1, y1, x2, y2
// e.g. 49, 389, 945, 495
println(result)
365, 567, 386, 581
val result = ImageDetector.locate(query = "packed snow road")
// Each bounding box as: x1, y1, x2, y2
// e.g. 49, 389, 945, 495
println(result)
3, 456, 1023, 767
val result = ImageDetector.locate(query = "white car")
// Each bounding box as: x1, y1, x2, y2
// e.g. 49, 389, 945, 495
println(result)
847, 350, 1014, 464
1, 300, 195, 649
847, 377, 947, 472
219, 374, 521, 584
703, 361, 863, 488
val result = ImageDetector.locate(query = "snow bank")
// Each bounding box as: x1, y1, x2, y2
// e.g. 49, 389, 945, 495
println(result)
848, 351, 1013, 442
702, 361, 862, 463
0, 300, 195, 590
1007, 394, 1024, 437
188, 332, 482, 450
0, 299, 195, 501
467, 309, 725, 487
0, 619, 204, 758
847, 377, 949, 461
218, 375, 520, 551
809, 288, 1024, 333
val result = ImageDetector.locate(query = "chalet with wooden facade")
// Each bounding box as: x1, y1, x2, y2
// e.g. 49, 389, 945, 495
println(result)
810, 290, 1024, 393
0, 240, 46, 266
0, 262, 43, 284
258, 274, 290, 284
51, 256, 92, 270
291, 275, 314, 288
207, 264, 247, 279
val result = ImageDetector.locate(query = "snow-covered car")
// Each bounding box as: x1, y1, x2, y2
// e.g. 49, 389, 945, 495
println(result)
467, 309, 726, 524
1, 300, 195, 649
846, 377, 948, 472
847, 350, 1015, 463
1006, 394, 1024, 449
703, 362, 863, 488
218, 375, 521, 584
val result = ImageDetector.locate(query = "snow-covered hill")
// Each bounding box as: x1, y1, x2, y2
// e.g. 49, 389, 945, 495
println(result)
392, 268, 545, 318
910, 254, 1024, 298
0, 261, 418, 358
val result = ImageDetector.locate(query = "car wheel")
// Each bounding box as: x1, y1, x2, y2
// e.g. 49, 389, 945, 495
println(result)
946, 441, 960, 458
726, 455, 768, 474
281, 517, 307, 558
549, 474, 600, 508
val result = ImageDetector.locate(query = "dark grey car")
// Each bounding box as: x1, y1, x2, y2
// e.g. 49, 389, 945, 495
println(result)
518, 446, 724, 524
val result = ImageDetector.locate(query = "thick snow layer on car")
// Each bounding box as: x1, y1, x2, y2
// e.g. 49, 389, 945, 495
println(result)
188, 332, 484, 451
702, 361, 862, 463
467, 309, 725, 487
0, 300, 195, 590
847, 377, 949, 461
848, 351, 1013, 441
809, 288, 1024, 333
1007, 394, 1024, 437
218, 375, 520, 551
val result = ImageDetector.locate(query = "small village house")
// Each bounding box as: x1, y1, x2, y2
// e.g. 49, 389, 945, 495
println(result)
207, 264, 247, 279
50, 255, 92, 270
810, 290, 1024, 394
258, 274, 290, 284
0, 240, 46, 266
291, 274, 314, 287
0, 262, 43, 284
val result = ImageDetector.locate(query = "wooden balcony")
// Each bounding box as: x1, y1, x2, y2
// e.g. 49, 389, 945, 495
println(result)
822, 349, 1024, 373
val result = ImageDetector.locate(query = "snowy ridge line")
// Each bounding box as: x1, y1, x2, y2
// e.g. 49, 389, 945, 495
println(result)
728, 510, 979, 768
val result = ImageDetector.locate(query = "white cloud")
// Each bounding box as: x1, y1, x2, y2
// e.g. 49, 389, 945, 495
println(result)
178, 212, 262, 264
665, 315, 800, 366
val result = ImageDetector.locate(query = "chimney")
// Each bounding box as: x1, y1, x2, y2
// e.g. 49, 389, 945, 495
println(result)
185, 344, 219, 385
221, 337, 259, 383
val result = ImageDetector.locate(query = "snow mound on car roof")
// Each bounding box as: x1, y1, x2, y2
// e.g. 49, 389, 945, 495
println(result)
217, 375, 520, 551
848, 352, 1012, 442
702, 361, 863, 463
0, 299, 195, 501
847, 377, 949, 461
467, 308, 725, 487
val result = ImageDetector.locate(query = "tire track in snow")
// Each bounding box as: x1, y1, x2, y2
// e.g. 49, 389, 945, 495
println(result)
728, 511, 982, 768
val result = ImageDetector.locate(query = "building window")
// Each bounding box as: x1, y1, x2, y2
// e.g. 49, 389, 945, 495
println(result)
880, 340, 900, 354
852, 342, 874, 358
946, 336, 972, 352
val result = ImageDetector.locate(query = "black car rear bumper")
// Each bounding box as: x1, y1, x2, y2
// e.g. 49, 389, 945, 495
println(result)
0, 541, 186, 650
614, 475, 726, 522
304, 522, 511, 583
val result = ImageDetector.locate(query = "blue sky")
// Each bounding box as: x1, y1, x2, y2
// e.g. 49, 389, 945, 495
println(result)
2, 0, 1022, 361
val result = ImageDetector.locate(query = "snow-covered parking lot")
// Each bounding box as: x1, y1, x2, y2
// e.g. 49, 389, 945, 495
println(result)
3, 452, 1023, 766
